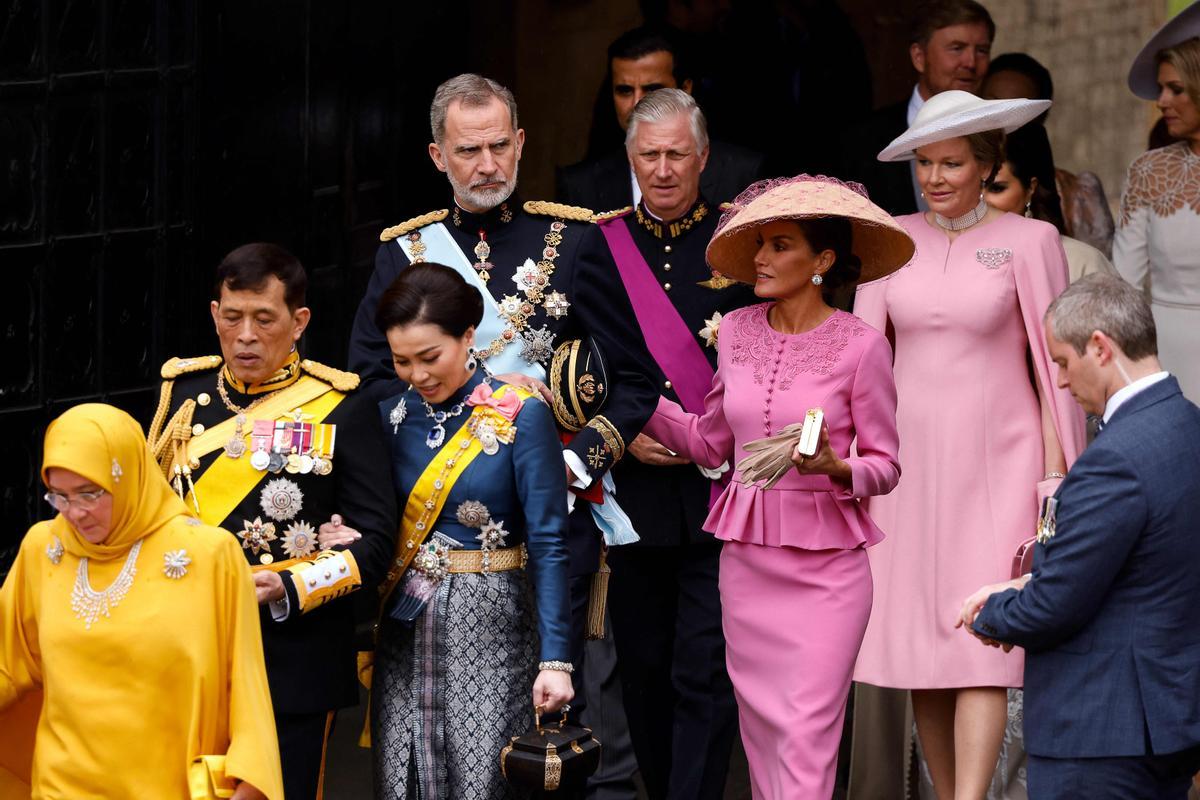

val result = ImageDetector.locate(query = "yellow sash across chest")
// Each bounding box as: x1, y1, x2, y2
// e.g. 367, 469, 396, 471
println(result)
188, 379, 345, 527
376, 383, 530, 604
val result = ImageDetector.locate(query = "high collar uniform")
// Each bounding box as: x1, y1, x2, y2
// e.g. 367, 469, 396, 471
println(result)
146, 354, 397, 800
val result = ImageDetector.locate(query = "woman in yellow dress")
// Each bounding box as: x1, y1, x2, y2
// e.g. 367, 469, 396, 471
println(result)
0, 403, 284, 799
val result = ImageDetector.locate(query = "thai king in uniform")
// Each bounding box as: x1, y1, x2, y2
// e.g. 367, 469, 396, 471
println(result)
149, 243, 397, 800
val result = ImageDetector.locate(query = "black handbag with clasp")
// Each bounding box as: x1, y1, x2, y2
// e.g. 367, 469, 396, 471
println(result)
500, 705, 601, 793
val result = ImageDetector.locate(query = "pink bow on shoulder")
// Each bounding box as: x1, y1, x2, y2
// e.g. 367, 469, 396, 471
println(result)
466, 383, 523, 421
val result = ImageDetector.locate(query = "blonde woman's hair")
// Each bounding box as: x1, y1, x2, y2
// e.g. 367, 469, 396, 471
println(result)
1157, 36, 1200, 109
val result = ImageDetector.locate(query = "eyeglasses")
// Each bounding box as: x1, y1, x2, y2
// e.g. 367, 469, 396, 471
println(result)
44, 489, 108, 512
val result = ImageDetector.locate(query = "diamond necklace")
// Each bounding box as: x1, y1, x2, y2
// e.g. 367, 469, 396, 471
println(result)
933, 196, 989, 231
422, 392, 470, 449
71, 539, 143, 629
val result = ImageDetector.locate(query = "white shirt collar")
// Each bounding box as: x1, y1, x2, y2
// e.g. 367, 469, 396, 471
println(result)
1103, 371, 1170, 423
630, 165, 643, 207
906, 85, 926, 127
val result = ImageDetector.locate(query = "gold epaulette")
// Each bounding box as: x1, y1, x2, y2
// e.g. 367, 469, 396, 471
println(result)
300, 359, 361, 392
160, 355, 222, 380
523, 200, 594, 223
718, 202, 734, 211
379, 209, 449, 242
592, 206, 633, 222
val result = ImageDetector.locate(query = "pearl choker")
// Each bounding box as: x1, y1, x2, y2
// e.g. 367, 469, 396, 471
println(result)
934, 197, 989, 231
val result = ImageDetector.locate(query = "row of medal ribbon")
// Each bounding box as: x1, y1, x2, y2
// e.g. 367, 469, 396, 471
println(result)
236, 419, 337, 475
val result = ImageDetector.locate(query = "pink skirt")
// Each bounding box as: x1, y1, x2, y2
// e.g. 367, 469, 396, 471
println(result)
720, 541, 872, 799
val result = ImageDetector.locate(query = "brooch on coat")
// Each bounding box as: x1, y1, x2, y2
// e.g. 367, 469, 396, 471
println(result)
389, 398, 407, 433
698, 312, 723, 349
465, 383, 521, 455
975, 248, 1012, 269
456, 501, 512, 571
163, 549, 191, 579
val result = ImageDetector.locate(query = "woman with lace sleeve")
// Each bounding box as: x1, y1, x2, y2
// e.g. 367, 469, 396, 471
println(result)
1114, 10, 1200, 402
642, 176, 912, 799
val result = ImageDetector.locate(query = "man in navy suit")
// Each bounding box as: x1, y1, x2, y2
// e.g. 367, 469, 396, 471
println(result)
959, 273, 1200, 798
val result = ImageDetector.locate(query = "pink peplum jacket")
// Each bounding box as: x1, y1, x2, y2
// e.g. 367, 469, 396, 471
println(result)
643, 303, 901, 551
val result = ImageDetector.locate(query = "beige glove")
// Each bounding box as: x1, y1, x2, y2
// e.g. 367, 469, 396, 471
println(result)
735, 423, 806, 489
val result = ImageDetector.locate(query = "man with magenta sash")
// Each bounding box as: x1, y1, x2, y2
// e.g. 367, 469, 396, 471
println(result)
346, 73, 658, 733
148, 243, 397, 800
580, 89, 754, 799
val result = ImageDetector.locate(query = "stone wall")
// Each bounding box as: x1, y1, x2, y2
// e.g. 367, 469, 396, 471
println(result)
987, 0, 1166, 207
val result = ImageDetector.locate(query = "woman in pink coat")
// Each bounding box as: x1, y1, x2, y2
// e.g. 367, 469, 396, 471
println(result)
854, 91, 1086, 799
642, 175, 915, 798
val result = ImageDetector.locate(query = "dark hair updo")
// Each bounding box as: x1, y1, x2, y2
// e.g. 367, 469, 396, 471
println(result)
794, 216, 861, 291
375, 263, 484, 337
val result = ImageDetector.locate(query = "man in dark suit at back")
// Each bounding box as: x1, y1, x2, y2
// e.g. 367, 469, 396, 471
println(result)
557, 25, 764, 211
839, 0, 994, 216
960, 273, 1200, 798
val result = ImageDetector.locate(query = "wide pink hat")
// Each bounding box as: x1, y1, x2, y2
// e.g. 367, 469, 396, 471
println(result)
706, 175, 916, 285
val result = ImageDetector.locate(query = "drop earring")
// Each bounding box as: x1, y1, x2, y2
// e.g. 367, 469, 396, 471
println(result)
465, 351, 478, 371
1024, 200, 1032, 218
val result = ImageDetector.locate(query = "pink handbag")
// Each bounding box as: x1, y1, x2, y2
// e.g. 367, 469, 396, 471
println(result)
1011, 537, 1036, 579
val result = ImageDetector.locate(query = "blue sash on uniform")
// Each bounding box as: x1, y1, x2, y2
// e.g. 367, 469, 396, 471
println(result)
397, 222, 546, 381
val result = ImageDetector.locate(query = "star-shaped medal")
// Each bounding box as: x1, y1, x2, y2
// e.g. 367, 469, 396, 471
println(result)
543, 291, 571, 319
520, 325, 555, 364
282, 520, 318, 558
239, 517, 277, 555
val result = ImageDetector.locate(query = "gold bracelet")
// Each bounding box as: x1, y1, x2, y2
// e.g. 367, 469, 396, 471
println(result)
1043, 471, 1066, 480
538, 660, 574, 673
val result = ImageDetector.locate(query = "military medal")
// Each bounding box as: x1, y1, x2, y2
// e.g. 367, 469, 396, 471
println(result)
282, 520, 318, 558
473, 231, 494, 281
238, 517, 277, 555
268, 452, 286, 473
1036, 497, 1058, 544
260, 478, 304, 521
543, 291, 570, 319
250, 420, 274, 471
519, 325, 555, 364
285, 453, 302, 473
224, 413, 248, 459
216, 370, 283, 460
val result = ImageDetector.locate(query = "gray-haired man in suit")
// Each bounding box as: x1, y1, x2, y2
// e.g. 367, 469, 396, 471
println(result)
960, 273, 1200, 798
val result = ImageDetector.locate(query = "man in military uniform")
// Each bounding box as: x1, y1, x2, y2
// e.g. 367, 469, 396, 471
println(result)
346, 73, 657, 740
580, 89, 753, 799
149, 243, 396, 800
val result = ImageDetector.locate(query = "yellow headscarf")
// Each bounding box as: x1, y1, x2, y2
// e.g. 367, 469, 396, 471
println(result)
41, 404, 189, 561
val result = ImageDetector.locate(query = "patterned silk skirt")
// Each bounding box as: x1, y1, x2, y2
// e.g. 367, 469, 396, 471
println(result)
372, 569, 539, 800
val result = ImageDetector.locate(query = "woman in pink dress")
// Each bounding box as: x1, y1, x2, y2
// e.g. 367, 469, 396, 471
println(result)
854, 91, 1086, 799
642, 175, 914, 798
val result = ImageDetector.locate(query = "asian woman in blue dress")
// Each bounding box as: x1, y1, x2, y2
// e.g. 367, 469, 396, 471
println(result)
323, 263, 573, 799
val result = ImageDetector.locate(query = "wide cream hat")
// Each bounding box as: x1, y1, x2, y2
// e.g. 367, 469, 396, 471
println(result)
877, 90, 1051, 162
705, 175, 916, 285
1128, 0, 1200, 100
